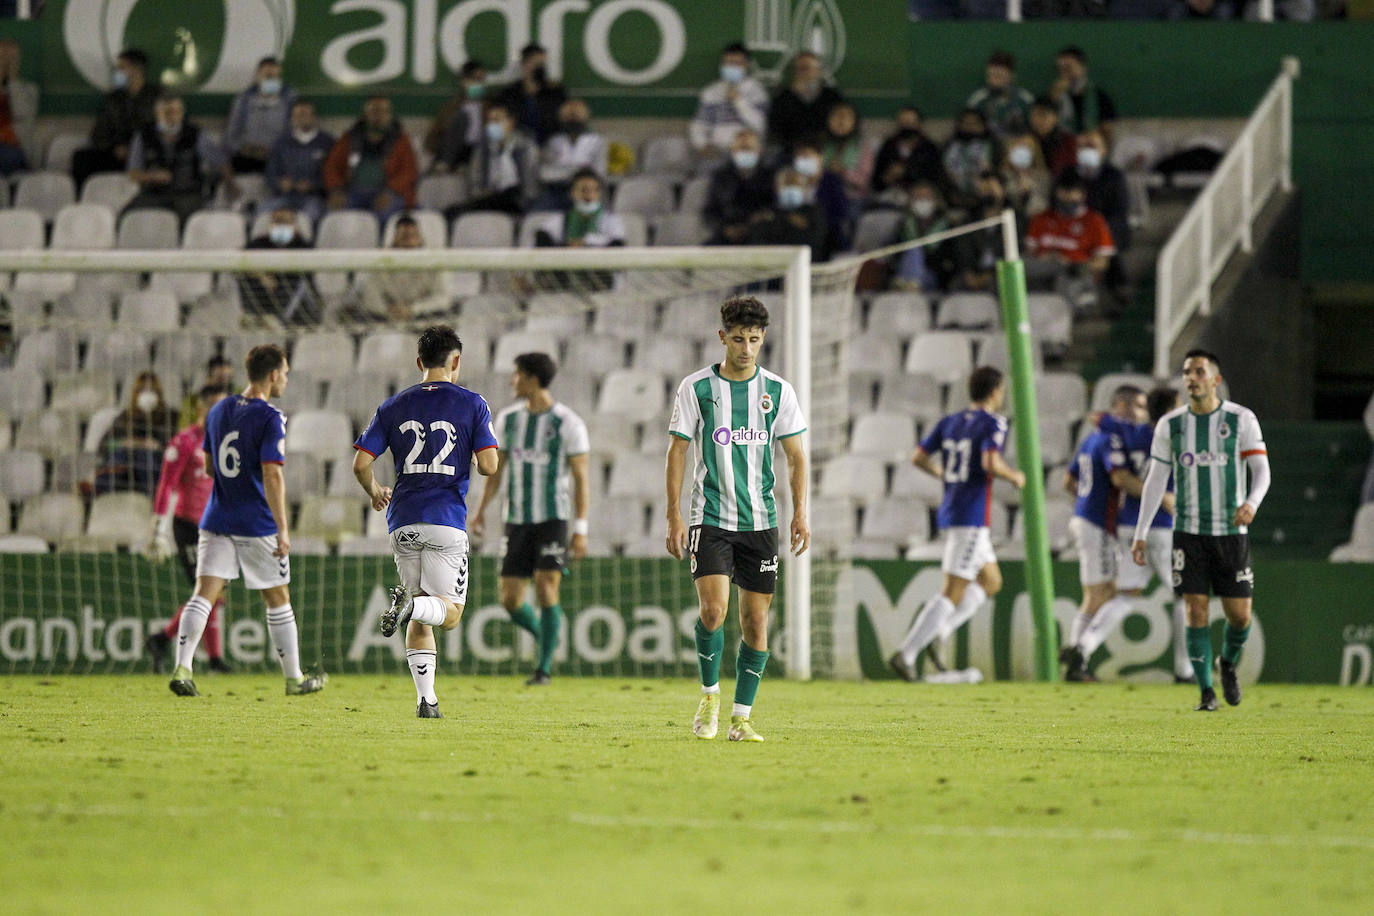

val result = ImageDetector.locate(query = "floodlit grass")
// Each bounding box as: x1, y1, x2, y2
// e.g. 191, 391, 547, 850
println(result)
2, 675, 1371, 915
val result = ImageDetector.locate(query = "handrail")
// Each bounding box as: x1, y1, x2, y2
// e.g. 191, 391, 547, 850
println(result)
1152, 56, 1299, 377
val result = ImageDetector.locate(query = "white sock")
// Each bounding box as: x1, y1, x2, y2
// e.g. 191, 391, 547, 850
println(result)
941, 583, 987, 640
701, 683, 721, 695
174, 595, 212, 672
1069, 611, 1092, 648
898, 594, 955, 665
406, 648, 438, 704
409, 596, 448, 627
732, 703, 751, 718
1079, 597, 1133, 657
1173, 600, 1194, 679
266, 604, 303, 680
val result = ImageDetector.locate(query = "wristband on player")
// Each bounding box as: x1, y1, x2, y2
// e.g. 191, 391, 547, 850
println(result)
572, 518, 589, 537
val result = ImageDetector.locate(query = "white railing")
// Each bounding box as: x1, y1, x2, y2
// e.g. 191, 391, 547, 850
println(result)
1153, 56, 1299, 377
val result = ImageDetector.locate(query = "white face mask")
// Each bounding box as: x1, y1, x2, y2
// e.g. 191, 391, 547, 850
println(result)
731, 150, 759, 171
1008, 146, 1034, 170
720, 64, 746, 84
292, 128, 318, 144
1077, 147, 1103, 171
911, 198, 936, 219
574, 199, 601, 216
259, 77, 282, 96
136, 390, 159, 413
793, 155, 820, 178
269, 224, 295, 245
485, 121, 506, 143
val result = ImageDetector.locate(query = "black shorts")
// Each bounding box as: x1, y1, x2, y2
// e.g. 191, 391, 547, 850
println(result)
1172, 531, 1253, 599
500, 520, 568, 578
689, 525, 780, 595
173, 517, 200, 585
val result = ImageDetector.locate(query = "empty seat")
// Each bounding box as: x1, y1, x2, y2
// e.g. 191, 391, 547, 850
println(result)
88, 328, 153, 377
0, 451, 47, 502
849, 412, 917, 461
1331, 504, 1374, 563
14, 172, 76, 222
82, 492, 153, 548
14, 329, 79, 375
866, 290, 933, 337
357, 331, 417, 386
1035, 372, 1088, 422
50, 290, 114, 330
327, 453, 394, 501
283, 454, 325, 502
450, 211, 515, 248
52, 204, 116, 250
809, 496, 859, 550
44, 132, 87, 173
565, 337, 628, 374
325, 375, 393, 428
890, 460, 946, 506
619, 212, 649, 247
417, 173, 466, 212
275, 372, 322, 417
876, 373, 944, 426
315, 210, 380, 298
1091, 373, 1156, 412
817, 456, 887, 501
337, 537, 393, 557
639, 136, 692, 179
118, 208, 180, 249
18, 492, 86, 544
151, 334, 215, 385
904, 331, 976, 382
652, 212, 708, 246
47, 371, 116, 417
860, 496, 931, 546
978, 334, 1043, 375
0, 367, 46, 415
0, 535, 50, 554
295, 496, 363, 544
1027, 293, 1072, 353
285, 409, 354, 461
291, 332, 357, 381
849, 209, 904, 253
81, 172, 140, 213
584, 414, 640, 458
119, 291, 180, 331
631, 338, 695, 374
590, 298, 656, 340
183, 210, 247, 249
677, 176, 711, 215
612, 176, 675, 219
936, 292, 1000, 330
607, 453, 664, 499
492, 330, 560, 372
596, 368, 667, 423
18, 411, 84, 458
845, 332, 903, 378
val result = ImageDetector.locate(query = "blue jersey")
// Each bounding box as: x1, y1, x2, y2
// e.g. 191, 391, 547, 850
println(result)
919, 408, 1008, 530
1114, 421, 1173, 530
199, 394, 287, 537
1068, 430, 1119, 528
354, 381, 498, 533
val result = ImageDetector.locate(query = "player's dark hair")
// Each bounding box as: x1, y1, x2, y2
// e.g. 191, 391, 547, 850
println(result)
257, 56, 280, 70
722, 41, 750, 58
393, 214, 419, 235
969, 366, 1004, 403
198, 384, 230, 403
1184, 348, 1221, 371
417, 325, 463, 368
721, 295, 769, 331
514, 352, 557, 388
570, 167, 603, 188
1111, 384, 1144, 407
1146, 386, 1178, 423
245, 344, 287, 383
117, 49, 149, 71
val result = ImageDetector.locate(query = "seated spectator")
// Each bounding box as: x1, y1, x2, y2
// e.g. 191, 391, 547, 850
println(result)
689, 42, 769, 169
821, 102, 874, 209
126, 93, 225, 224
1076, 130, 1130, 251
72, 48, 159, 188
942, 108, 1000, 209
746, 166, 830, 262
767, 51, 843, 158
1001, 133, 1050, 218
358, 215, 451, 322
425, 60, 488, 173
704, 129, 776, 245
0, 38, 36, 176
261, 99, 334, 223
494, 43, 567, 145
1025, 172, 1116, 311
93, 371, 179, 496
893, 180, 955, 292
793, 139, 850, 254
950, 172, 1014, 293
177, 356, 235, 428
239, 207, 319, 324
222, 57, 294, 176
1171, 0, 1239, 17
534, 98, 607, 212
870, 106, 944, 202
533, 169, 625, 248
1048, 46, 1117, 142
966, 50, 1035, 139
323, 95, 417, 224
449, 102, 537, 219
1029, 96, 1077, 178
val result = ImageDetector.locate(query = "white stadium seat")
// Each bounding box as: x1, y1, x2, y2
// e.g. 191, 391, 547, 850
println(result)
0, 451, 47, 502
291, 332, 357, 381
596, 369, 667, 423
612, 176, 675, 219
286, 409, 354, 461
14, 171, 76, 223
118, 208, 179, 250
119, 291, 180, 332
81, 173, 140, 213
817, 456, 887, 502
936, 292, 1000, 330
905, 331, 976, 382
295, 496, 364, 544
867, 290, 934, 337
849, 412, 917, 461
1331, 504, 1374, 563
82, 492, 153, 549
17, 492, 85, 544
52, 204, 116, 250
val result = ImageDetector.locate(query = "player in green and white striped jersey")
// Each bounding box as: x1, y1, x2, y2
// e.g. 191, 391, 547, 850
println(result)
1133, 350, 1271, 711
472, 352, 590, 686
665, 295, 810, 743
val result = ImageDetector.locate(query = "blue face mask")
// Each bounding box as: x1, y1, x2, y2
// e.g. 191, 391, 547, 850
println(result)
269, 224, 295, 246
485, 121, 506, 143
574, 199, 601, 216
777, 185, 805, 210
111, 68, 129, 89
720, 64, 746, 84
259, 77, 282, 96
732, 150, 759, 171
793, 155, 820, 178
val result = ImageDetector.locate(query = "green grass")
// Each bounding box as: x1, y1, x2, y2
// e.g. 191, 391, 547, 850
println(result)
3, 675, 1372, 915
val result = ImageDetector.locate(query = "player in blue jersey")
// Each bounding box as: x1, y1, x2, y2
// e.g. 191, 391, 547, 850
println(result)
890, 367, 1026, 681
1059, 385, 1143, 681
352, 326, 499, 718
168, 345, 327, 698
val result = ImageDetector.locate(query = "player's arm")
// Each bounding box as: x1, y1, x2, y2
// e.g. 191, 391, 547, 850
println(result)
474, 445, 499, 477
261, 463, 291, 558
1063, 463, 1079, 498
1131, 459, 1170, 565
471, 449, 506, 538
1235, 411, 1270, 527
147, 439, 187, 560
983, 449, 1026, 489
665, 435, 690, 559
911, 446, 941, 479
780, 433, 810, 557
1109, 467, 1141, 497
351, 447, 392, 513
568, 452, 590, 560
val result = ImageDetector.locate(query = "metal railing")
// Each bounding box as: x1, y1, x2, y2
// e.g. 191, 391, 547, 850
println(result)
1153, 56, 1299, 377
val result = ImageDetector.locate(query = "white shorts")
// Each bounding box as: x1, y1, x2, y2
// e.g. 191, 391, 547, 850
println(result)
391, 523, 470, 604
196, 530, 290, 591
941, 526, 996, 581
1116, 526, 1173, 592
1070, 516, 1118, 585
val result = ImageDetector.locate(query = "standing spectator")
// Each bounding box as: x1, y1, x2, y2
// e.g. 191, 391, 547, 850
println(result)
871, 106, 944, 199
820, 102, 874, 209
893, 180, 955, 292
93, 371, 179, 496
358, 216, 451, 322
125, 93, 225, 224
0, 38, 36, 176
261, 99, 334, 223
450, 102, 537, 218
533, 169, 625, 248
323, 95, 418, 223
239, 206, 318, 324
704, 129, 776, 245
745, 166, 830, 262
1001, 132, 1050, 218
222, 57, 294, 176
966, 50, 1035, 139
689, 42, 769, 168
1029, 96, 1078, 178
1049, 46, 1117, 142
942, 108, 1000, 209
534, 98, 607, 212
425, 60, 488, 173
178, 356, 235, 428
494, 43, 567, 145
950, 171, 1013, 293
1026, 172, 1116, 310
71, 48, 159, 188
766, 51, 843, 157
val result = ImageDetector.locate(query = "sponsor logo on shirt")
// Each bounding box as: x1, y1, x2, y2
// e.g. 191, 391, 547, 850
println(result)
712, 426, 769, 446
1179, 451, 1229, 467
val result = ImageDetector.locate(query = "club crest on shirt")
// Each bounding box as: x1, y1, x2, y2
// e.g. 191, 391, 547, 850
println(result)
1218, 422, 1231, 439
759, 392, 774, 414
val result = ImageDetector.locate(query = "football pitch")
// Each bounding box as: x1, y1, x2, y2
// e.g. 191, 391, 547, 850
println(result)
2, 676, 1371, 915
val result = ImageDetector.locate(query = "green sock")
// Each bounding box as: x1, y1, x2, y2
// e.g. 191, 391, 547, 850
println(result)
694, 619, 724, 689
509, 603, 541, 639
733, 641, 770, 708
537, 605, 562, 674
1186, 626, 1214, 690
1221, 623, 1250, 665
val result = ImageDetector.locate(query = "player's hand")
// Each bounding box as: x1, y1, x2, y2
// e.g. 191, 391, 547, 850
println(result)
470, 510, 485, 538
1162, 492, 1176, 515
1233, 502, 1256, 527
370, 485, 392, 513
1010, 470, 1027, 490
274, 532, 291, 558
790, 514, 811, 557
570, 533, 588, 560
666, 517, 688, 560
1131, 539, 1147, 566
144, 517, 172, 562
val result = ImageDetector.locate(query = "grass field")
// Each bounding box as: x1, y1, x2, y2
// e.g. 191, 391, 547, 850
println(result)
2, 675, 1372, 915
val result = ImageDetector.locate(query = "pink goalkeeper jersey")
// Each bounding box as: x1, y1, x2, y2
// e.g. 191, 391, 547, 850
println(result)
153, 423, 213, 523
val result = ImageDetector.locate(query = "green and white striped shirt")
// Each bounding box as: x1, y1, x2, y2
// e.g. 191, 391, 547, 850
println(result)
494, 402, 590, 525
1150, 401, 1266, 536
669, 365, 806, 532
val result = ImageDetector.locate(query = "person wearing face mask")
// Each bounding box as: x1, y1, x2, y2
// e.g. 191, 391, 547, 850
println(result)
323, 95, 418, 224
124, 93, 225, 224
792, 139, 850, 254
942, 108, 1001, 210
262, 100, 335, 223
222, 57, 294, 177
1001, 133, 1050, 218
93, 371, 179, 496
240, 207, 319, 323
1026, 172, 1116, 310
1029, 96, 1078, 179
359, 215, 453, 322
704, 129, 776, 245
534, 98, 608, 212
426, 60, 489, 173
0, 38, 37, 177
746, 167, 830, 262
821, 102, 874, 207
690, 42, 769, 167
767, 51, 844, 159
894, 181, 955, 292
494, 43, 568, 146
531, 169, 625, 291
448, 102, 538, 220
871, 106, 945, 197
72, 47, 160, 190
950, 171, 1015, 293
966, 50, 1035, 139
1076, 130, 1131, 254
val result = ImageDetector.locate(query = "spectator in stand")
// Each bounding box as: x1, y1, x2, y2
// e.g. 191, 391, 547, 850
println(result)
689, 42, 769, 169
425, 60, 488, 173
793, 138, 851, 254
1029, 96, 1078, 178
177, 356, 235, 428
222, 57, 294, 176
950, 171, 1013, 293
1026, 172, 1116, 311
239, 206, 318, 324
0, 38, 36, 176
1049, 46, 1117, 142
495, 43, 567, 145
821, 102, 874, 211
893, 180, 955, 293
871, 106, 945, 202
767, 51, 843, 158
449, 101, 537, 218
72, 48, 159, 188
125, 93, 225, 224
1171, 0, 1239, 17
704, 129, 776, 245
1001, 132, 1050, 218
533, 168, 625, 248
323, 95, 417, 223
534, 98, 607, 212
746, 166, 830, 262
1076, 129, 1132, 302
943, 108, 1000, 210
261, 99, 334, 223
359, 215, 451, 322
966, 50, 1035, 139
93, 371, 179, 496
